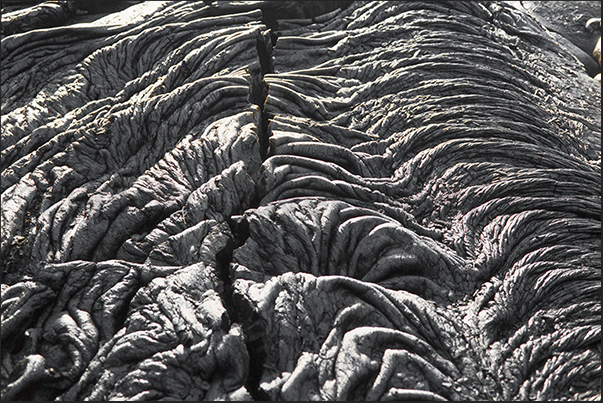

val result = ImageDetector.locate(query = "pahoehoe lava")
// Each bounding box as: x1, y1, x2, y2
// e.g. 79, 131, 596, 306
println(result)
1, 1, 600, 401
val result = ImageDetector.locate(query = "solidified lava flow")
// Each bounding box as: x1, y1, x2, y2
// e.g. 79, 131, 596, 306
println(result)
1, 1, 600, 400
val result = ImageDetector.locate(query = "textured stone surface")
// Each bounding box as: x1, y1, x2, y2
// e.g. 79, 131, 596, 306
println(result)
1, 1, 600, 400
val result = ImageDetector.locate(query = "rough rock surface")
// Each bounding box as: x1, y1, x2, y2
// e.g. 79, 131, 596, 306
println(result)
1, 1, 600, 401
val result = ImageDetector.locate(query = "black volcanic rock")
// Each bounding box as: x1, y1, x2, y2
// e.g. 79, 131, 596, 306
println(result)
1, 1, 600, 401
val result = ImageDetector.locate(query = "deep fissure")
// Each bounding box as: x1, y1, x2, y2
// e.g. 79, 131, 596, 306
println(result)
216, 16, 277, 400
251, 27, 275, 161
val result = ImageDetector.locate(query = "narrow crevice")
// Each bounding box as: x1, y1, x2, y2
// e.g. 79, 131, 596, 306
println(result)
224, 19, 279, 400
244, 336, 271, 401
250, 29, 274, 161
214, 236, 237, 325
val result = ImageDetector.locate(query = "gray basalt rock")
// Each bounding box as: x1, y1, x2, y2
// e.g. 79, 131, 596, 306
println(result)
1, 1, 600, 401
